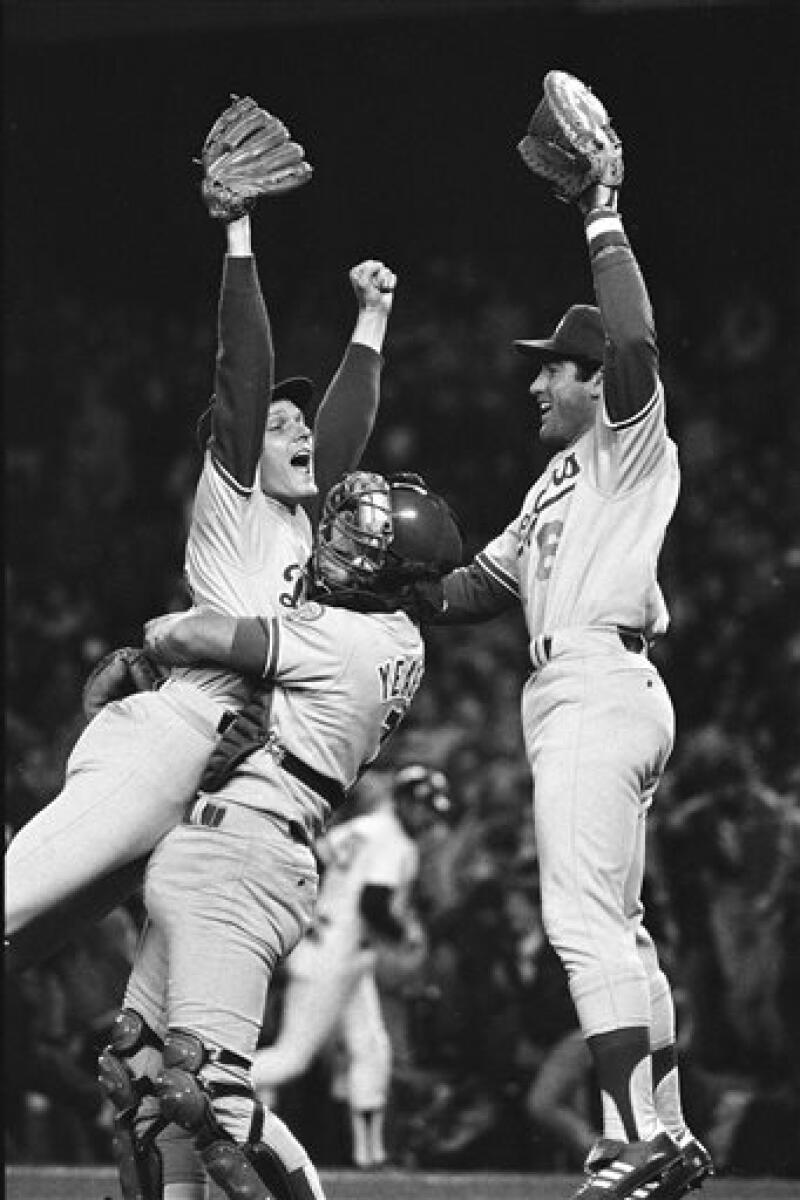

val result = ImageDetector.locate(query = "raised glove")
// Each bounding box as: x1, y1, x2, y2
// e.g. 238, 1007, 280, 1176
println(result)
517, 70, 623, 206
199, 94, 312, 221
199, 690, 273, 794
82, 647, 164, 721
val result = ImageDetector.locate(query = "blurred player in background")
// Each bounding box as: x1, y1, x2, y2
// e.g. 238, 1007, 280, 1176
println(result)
252, 762, 450, 1169
430, 74, 712, 1199
5, 95, 395, 968
97, 472, 463, 1200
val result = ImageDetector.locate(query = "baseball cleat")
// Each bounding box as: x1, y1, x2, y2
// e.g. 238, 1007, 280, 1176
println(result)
652, 1134, 714, 1198
570, 1131, 684, 1198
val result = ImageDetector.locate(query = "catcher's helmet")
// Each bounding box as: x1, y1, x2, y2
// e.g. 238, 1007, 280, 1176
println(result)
312, 470, 463, 595
393, 763, 451, 816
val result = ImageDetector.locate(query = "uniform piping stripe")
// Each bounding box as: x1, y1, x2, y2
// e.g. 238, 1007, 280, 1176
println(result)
476, 552, 519, 596
606, 382, 662, 430
262, 616, 280, 680
210, 452, 256, 498
586, 214, 624, 240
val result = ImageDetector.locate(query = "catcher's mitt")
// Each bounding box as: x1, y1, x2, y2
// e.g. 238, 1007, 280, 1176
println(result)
199, 94, 312, 221
82, 647, 164, 721
517, 70, 623, 205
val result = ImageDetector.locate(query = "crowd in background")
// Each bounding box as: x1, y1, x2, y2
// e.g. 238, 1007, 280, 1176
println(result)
4, 249, 799, 1177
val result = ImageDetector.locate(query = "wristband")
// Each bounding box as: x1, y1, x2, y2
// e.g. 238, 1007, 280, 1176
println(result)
585, 209, 629, 256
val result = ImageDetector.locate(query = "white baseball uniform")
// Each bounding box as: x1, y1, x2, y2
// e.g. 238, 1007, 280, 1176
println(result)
440, 227, 681, 1058
5, 255, 382, 941
251, 804, 419, 1113
122, 601, 426, 1152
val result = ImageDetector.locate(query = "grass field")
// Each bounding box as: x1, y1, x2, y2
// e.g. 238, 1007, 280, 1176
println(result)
6, 1166, 799, 1200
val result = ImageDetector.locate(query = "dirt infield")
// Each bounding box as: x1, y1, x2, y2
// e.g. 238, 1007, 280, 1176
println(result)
6, 1166, 799, 1200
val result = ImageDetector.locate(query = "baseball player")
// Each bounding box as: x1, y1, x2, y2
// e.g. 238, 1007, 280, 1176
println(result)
250, 762, 450, 1170
96, 472, 463, 1200
4, 97, 396, 968
428, 74, 712, 1199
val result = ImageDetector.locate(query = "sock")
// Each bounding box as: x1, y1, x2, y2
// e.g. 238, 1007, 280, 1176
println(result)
587, 1027, 662, 1142
164, 1185, 208, 1200
160, 1122, 208, 1200
350, 1109, 386, 1168
652, 1044, 688, 1143
649, 970, 688, 1142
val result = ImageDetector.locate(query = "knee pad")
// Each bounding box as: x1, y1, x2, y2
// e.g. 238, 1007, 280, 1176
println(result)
155, 1029, 217, 1140
98, 1008, 163, 1115
201, 1139, 319, 1200
155, 1028, 237, 1147
97, 1010, 167, 1200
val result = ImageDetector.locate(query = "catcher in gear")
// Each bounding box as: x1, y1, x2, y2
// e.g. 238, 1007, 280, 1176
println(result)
5, 88, 394, 1075
431, 71, 712, 1200
97, 471, 462, 1200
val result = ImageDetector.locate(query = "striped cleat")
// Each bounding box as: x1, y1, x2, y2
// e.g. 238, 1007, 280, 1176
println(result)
650, 1134, 714, 1199
582, 1132, 714, 1199
570, 1132, 684, 1198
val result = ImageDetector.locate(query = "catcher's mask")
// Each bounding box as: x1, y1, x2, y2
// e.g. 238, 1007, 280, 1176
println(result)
196, 376, 315, 449
311, 470, 463, 596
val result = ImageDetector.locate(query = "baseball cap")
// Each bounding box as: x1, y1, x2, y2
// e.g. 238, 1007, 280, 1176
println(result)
196, 375, 315, 448
514, 304, 606, 368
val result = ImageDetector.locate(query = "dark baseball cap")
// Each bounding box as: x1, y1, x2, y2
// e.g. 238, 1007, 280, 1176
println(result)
514, 304, 606, 368
270, 375, 315, 411
196, 375, 315, 448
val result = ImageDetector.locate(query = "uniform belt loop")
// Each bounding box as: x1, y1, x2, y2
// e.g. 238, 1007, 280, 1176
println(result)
532, 634, 553, 671
617, 628, 648, 656
217, 710, 236, 734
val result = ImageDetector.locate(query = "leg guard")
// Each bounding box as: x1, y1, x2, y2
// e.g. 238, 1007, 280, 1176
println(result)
202, 1139, 323, 1200
156, 1029, 325, 1200
98, 1009, 166, 1200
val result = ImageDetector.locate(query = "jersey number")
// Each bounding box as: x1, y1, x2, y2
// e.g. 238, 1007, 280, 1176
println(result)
536, 521, 564, 581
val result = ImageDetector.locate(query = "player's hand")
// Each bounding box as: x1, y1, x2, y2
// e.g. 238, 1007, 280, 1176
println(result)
350, 259, 396, 317
143, 611, 194, 662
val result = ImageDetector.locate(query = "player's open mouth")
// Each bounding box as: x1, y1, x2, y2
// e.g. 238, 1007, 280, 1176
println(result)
290, 449, 312, 472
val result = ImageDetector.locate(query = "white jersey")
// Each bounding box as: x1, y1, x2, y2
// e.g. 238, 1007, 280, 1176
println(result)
310, 807, 419, 957
162, 454, 312, 710
478, 383, 679, 649
219, 601, 426, 834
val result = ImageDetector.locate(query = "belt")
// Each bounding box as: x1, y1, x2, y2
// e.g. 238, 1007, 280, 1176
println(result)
277, 748, 348, 812
212, 717, 347, 813
534, 627, 649, 669
183, 798, 311, 848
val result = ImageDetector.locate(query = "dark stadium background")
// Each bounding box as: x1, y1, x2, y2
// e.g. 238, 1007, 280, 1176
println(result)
4, 0, 799, 1192
4, 1, 796, 311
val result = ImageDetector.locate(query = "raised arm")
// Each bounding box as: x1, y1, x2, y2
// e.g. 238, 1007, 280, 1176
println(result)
204, 214, 275, 488
309, 260, 396, 515
580, 185, 659, 424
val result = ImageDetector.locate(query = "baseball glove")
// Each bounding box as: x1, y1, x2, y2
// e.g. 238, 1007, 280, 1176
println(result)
82, 647, 165, 721
199, 94, 312, 221
517, 70, 623, 205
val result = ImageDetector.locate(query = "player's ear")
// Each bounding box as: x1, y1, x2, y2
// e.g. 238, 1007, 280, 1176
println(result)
589, 366, 604, 399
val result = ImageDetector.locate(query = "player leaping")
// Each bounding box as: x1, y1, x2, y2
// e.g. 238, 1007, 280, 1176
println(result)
5, 97, 394, 970
430, 72, 712, 1200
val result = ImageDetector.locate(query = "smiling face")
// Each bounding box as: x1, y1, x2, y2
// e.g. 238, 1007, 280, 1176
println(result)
258, 399, 316, 505
529, 358, 602, 448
